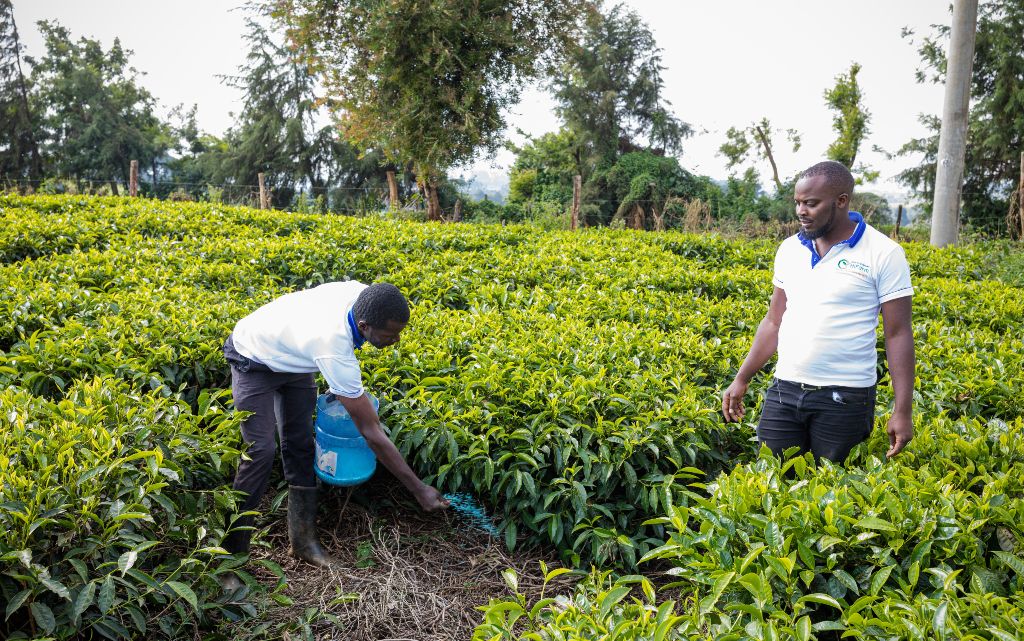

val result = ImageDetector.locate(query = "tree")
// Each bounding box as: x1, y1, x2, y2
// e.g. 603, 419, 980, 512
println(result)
552, 3, 691, 175
215, 10, 346, 207
930, 0, 978, 247
279, 0, 589, 221
719, 117, 801, 193
824, 62, 878, 183
506, 128, 580, 207
0, 0, 42, 180
900, 0, 1017, 237
591, 151, 713, 230
30, 22, 164, 192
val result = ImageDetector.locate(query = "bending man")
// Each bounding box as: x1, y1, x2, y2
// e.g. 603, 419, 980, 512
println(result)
222, 281, 448, 569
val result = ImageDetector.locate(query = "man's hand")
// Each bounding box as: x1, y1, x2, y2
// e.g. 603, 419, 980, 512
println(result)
413, 485, 450, 512
886, 412, 913, 458
722, 377, 749, 423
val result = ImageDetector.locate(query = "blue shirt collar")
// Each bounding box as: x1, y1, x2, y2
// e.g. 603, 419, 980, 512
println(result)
347, 308, 366, 350
798, 211, 866, 267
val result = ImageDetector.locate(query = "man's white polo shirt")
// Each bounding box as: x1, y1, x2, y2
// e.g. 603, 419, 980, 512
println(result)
232, 281, 369, 398
773, 212, 913, 387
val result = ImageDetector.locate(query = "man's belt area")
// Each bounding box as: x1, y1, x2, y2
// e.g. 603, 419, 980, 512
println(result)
223, 333, 273, 373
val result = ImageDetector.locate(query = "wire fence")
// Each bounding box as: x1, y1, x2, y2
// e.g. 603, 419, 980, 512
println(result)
2, 176, 1021, 240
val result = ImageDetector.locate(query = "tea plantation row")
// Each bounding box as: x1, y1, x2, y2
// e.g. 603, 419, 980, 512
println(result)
0, 195, 1021, 640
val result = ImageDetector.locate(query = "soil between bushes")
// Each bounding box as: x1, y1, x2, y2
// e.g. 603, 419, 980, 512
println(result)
244, 474, 571, 640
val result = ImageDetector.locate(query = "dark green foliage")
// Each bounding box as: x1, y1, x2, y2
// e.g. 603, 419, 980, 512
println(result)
281, 0, 589, 217
29, 22, 166, 190
824, 62, 877, 183
552, 3, 690, 169
0, 0, 42, 181
900, 0, 1024, 234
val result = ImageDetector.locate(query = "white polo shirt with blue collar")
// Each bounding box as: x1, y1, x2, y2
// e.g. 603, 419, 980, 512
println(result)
773, 211, 913, 388
231, 281, 369, 398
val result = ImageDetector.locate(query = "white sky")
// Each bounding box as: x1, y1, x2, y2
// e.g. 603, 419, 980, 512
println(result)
14, 1, 953, 199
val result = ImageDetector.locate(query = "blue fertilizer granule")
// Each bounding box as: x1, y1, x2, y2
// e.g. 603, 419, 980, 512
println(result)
443, 492, 500, 537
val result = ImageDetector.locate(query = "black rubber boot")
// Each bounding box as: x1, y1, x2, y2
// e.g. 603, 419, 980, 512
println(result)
287, 486, 334, 567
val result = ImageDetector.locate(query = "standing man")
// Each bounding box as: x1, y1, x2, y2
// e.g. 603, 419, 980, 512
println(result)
722, 161, 915, 462
221, 281, 448, 570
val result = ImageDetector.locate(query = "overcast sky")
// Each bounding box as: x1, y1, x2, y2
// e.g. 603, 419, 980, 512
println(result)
14, 1, 954, 198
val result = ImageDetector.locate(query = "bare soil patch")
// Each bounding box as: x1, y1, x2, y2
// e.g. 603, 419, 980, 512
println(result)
244, 477, 571, 640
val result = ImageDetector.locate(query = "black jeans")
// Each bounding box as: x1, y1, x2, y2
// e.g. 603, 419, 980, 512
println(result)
223, 335, 318, 515
757, 378, 876, 463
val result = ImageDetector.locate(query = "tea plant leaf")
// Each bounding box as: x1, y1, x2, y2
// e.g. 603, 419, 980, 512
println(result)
854, 516, 896, 532
40, 575, 70, 600
5, 589, 31, 621
994, 552, 1024, 576
596, 585, 631, 619
797, 593, 842, 610
118, 550, 138, 576
933, 600, 948, 640
72, 581, 96, 624
164, 580, 199, 612
868, 565, 896, 596
30, 601, 56, 634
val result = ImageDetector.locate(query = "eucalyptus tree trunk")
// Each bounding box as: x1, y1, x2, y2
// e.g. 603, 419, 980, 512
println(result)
931, 0, 978, 248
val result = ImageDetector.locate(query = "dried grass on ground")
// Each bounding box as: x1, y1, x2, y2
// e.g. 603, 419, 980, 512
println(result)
245, 478, 570, 641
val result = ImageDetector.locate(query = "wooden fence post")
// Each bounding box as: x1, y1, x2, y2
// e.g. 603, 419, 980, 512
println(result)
386, 170, 399, 211
571, 175, 581, 230
893, 204, 903, 240
129, 160, 138, 197
258, 173, 269, 210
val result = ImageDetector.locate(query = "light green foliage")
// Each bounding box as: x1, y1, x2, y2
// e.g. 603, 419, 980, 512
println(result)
0, 380, 254, 639
2, 194, 1024, 639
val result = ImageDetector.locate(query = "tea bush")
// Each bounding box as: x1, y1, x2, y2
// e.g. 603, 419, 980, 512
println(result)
2, 194, 1023, 639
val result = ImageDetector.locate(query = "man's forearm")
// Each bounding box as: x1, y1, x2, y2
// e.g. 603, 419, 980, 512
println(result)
736, 316, 780, 382
886, 331, 915, 415
361, 425, 426, 492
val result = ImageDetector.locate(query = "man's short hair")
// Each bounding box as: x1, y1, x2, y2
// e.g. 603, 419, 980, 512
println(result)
801, 161, 855, 197
353, 283, 409, 328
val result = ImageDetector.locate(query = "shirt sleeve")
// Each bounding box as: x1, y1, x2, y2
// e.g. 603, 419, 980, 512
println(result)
772, 244, 786, 289
315, 355, 365, 398
876, 245, 914, 304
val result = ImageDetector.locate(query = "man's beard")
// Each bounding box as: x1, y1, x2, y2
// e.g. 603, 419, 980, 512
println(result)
804, 202, 837, 240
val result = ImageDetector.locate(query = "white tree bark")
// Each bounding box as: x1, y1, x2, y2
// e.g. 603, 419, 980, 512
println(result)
930, 0, 978, 248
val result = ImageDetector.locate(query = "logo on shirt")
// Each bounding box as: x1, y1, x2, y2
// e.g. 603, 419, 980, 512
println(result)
837, 259, 870, 276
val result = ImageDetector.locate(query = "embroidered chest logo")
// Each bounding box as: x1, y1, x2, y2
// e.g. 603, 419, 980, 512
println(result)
837, 258, 870, 276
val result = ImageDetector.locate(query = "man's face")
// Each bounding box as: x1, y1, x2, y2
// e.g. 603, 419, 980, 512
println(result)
358, 319, 406, 349
794, 175, 847, 240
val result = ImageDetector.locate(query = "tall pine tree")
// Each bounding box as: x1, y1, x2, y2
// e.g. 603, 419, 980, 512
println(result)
0, 0, 42, 181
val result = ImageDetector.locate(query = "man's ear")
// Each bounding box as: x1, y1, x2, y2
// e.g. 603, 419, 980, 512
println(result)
837, 192, 851, 208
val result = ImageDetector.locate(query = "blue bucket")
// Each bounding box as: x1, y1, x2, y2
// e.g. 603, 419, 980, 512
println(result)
314, 393, 378, 486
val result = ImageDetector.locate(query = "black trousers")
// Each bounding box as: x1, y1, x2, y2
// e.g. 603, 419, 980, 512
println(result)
756, 378, 876, 463
224, 335, 318, 514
